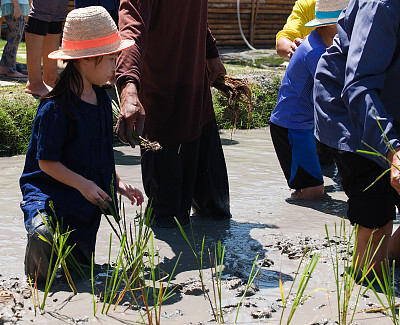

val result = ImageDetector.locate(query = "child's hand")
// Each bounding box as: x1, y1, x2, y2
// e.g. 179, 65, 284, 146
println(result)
118, 182, 144, 206
13, 3, 21, 18
79, 179, 112, 209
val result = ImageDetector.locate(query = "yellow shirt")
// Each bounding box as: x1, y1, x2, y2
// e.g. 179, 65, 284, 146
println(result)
276, 0, 316, 44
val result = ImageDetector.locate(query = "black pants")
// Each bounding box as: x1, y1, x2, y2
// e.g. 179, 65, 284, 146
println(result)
141, 119, 230, 228
331, 149, 400, 228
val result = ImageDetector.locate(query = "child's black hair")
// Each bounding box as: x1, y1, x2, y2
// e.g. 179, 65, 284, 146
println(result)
42, 60, 82, 118
42, 56, 103, 118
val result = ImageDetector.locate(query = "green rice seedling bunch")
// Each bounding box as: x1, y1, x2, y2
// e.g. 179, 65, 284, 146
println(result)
176, 218, 261, 324
278, 248, 322, 325
325, 220, 383, 324
101, 233, 130, 314
134, 234, 181, 325
99, 178, 152, 282
234, 253, 261, 324
367, 260, 399, 324
175, 217, 219, 321
209, 241, 226, 323
36, 211, 78, 310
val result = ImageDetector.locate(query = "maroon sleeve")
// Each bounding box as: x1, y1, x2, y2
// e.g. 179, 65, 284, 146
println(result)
206, 27, 219, 60
116, 0, 154, 89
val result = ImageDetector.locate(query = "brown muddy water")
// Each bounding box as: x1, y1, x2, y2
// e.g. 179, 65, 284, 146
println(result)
0, 128, 397, 324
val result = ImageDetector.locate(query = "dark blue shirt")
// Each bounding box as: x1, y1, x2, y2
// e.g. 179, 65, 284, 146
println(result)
20, 86, 117, 230
314, 0, 400, 168
74, 0, 119, 11
271, 29, 327, 130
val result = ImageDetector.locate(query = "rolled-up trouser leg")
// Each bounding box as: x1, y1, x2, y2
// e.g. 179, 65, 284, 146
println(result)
24, 214, 53, 283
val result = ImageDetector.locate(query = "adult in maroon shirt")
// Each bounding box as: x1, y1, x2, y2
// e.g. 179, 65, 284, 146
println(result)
116, 0, 231, 228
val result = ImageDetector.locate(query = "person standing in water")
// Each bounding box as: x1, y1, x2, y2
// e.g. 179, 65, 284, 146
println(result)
270, 0, 348, 200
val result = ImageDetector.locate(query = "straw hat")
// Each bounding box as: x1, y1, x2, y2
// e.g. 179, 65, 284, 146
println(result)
305, 0, 348, 27
48, 6, 135, 60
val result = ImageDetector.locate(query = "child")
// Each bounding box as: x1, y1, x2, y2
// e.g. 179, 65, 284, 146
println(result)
270, 0, 348, 200
19, 6, 144, 282
0, 0, 29, 79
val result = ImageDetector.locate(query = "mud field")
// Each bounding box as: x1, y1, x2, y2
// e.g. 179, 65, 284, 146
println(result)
0, 128, 398, 324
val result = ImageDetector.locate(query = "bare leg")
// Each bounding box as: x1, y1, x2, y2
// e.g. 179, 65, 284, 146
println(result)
294, 184, 324, 200
42, 33, 61, 88
25, 32, 51, 97
355, 222, 393, 277
388, 226, 400, 265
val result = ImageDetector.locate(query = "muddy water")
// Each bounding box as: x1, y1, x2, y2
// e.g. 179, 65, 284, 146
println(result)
0, 127, 394, 324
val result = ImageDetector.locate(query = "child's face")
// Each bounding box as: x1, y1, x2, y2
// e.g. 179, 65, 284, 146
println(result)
85, 53, 118, 87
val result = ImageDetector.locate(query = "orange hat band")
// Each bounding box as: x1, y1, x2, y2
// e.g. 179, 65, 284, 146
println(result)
62, 31, 121, 51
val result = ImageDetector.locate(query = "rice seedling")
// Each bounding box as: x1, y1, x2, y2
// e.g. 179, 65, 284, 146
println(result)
278, 248, 322, 325
136, 234, 181, 325
26, 201, 88, 312
175, 217, 219, 321
90, 253, 102, 317
93, 186, 180, 323
27, 275, 38, 316
100, 233, 131, 314
212, 74, 252, 131
366, 260, 399, 324
209, 242, 226, 323
234, 253, 261, 324
175, 217, 261, 324
325, 219, 383, 325
35, 211, 77, 310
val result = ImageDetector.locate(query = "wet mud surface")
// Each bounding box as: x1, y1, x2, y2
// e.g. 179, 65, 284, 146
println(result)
0, 128, 398, 324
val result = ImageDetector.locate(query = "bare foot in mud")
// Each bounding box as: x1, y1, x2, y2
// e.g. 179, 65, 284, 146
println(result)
290, 189, 301, 200
291, 185, 324, 200
25, 81, 52, 98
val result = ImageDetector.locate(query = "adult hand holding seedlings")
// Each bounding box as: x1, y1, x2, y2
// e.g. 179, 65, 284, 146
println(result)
387, 146, 400, 194
206, 57, 226, 84
116, 82, 146, 148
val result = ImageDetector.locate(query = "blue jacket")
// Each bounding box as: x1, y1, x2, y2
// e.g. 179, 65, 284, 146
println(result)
271, 29, 327, 130
314, 0, 400, 168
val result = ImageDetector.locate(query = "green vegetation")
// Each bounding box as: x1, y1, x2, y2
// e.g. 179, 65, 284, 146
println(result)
279, 248, 322, 325
0, 85, 38, 156
223, 53, 286, 68
0, 39, 27, 64
325, 220, 382, 325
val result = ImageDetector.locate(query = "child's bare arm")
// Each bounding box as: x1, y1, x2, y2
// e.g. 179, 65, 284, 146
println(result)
11, 0, 21, 18
38, 160, 111, 209
115, 172, 144, 206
